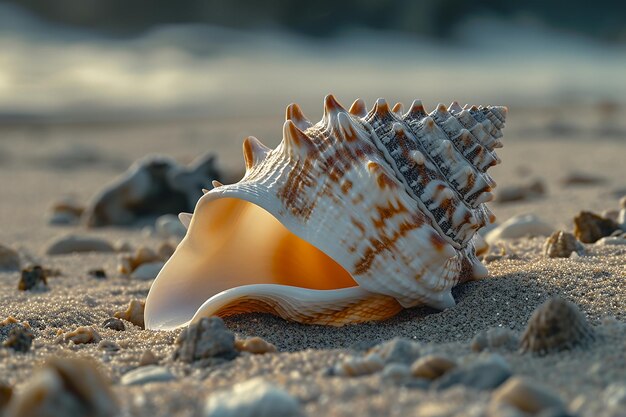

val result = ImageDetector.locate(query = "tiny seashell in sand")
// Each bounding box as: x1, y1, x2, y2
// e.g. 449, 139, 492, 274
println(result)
520, 297, 595, 355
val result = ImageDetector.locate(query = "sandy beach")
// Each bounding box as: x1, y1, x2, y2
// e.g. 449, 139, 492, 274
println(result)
0, 101, 624, 416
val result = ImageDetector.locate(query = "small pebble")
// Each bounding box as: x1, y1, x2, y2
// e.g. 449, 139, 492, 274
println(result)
88, 268, 107, 279
410, 355, 457, 380
4, 356, 118, 417
0, 381, 12, 409
331, 353, 384, 377
18, 266, 48, 291
114, 300, 145, 329
0, 244, 20, 271
235, 337, 277, 354
120, 365, 175, 386
138, 350, 159, 366
472, 328, 520, 352
381, 363, 412, 383
118, 246, 161, 275
543, 231, 584, 258
561, 171, 605, 186
204, 378, 303, 417
520, 297, 595, 355
485, 214, 554, 245
491, 377, 566, 414
596, 236, 626, 245
102, 317, 125, 331
130, 262, 164, 280
573, 211, 620, 243
3, 326, 34, 352
173, 317, 237, 364
63, 326, 101, 345
45, 234, 115, 255
155, 214, 187, 239
496, 179, 546, 203
434, 354, 512, 391
367, 337, 422, 365
98, 340, 120, 352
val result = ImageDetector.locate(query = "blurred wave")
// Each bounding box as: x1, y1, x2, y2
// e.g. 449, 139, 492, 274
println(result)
0, 4, 625, 121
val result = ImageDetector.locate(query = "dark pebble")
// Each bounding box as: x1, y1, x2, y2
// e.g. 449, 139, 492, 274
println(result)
3, 326, 34, 352
88, 268, 107, 279
102, 317, 125, 331
18, 266, 48, 291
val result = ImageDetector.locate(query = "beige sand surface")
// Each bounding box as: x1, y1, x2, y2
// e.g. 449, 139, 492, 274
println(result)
0, 104, 624, 416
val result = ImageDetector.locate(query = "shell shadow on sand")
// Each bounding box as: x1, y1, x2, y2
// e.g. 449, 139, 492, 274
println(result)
223, 267, 597, 352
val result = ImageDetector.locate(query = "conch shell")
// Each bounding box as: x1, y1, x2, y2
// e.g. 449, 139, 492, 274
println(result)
145, 95, 507, 329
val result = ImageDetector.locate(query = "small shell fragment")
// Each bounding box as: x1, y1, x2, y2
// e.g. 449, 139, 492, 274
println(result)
18, 266, 48, 291
235, 337, 277, 354
543, 231, 584, 258
63, 326, 101, 345
114, 300, 145, 329
485, 214, 554, 245
520, 297, 595, 355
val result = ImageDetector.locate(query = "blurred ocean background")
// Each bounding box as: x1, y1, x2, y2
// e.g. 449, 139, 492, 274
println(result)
0, 0, 625, 122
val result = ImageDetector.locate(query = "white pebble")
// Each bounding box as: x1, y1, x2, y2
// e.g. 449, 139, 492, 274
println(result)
130, 262, 165, 280
595, 236, 626, 246
120, 365, 175, 386
204, 378, 303, 417
485, 214, 554, 245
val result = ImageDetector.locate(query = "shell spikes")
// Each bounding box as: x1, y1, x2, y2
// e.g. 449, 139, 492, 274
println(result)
145, 94, 507, 330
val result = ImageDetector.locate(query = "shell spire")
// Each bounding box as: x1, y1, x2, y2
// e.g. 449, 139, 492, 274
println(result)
243, 136, 270, 171
145, 94, 508, 330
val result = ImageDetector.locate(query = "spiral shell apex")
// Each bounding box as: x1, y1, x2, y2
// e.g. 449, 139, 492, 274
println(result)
145, 95, 507, 329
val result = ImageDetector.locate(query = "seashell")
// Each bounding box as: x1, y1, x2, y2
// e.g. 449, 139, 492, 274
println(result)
520, 297, 595, 355
331, 353, 385, 377
48, 195, 84, 225
484, 214, 554, 245
573, 211, 620, 243
543, 231, 584, 258
145, 96, 507, 329
155, 214, 187, 239
4, 356, 118, 417
410, 355, 456, 380
83, 153, 222, 227
235, 336, 277, 354
114, 299, 145, 329
118, 246, 170, 276
491, 377, 566, 415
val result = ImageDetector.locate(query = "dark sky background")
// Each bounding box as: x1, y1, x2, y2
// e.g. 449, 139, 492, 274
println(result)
4, 0, 626, 42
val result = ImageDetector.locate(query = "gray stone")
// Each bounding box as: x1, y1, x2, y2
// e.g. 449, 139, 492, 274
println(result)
120, 366, 175, 386
434, 354, 512, 391
0, 244, 20, 271
204, 378, 303, 417
173, 317, 237, 363
368, 337, 422, 365
45, 235, 115, 255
